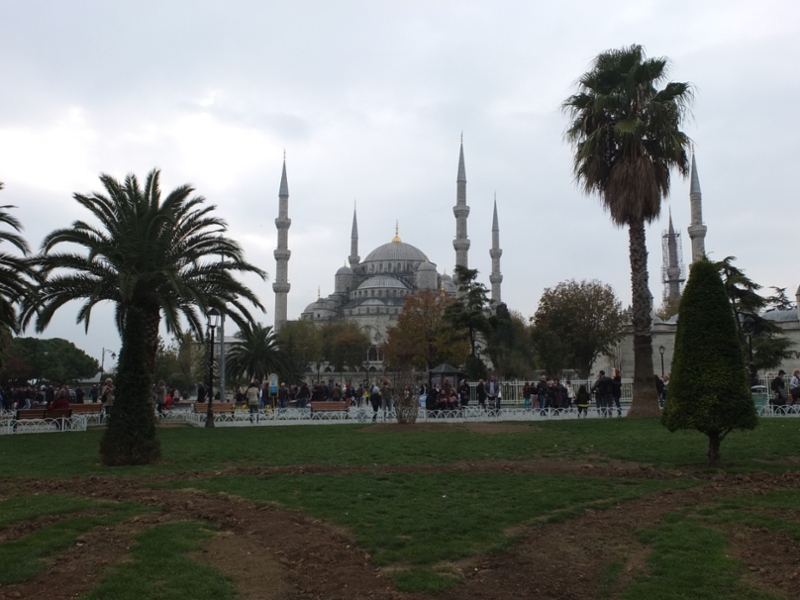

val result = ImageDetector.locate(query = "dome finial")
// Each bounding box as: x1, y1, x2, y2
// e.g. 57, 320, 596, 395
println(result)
317, 286, 321, 299
392, 220, 402, 243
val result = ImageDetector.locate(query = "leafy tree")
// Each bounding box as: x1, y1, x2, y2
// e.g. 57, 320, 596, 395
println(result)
715, 256, 797, 370
226, 323, 287, 383
153, 332, 206, 393
765, 287, 795, 312
485, 304, 535, 379
563, 44, 693, 417
27, 170, 265, 466
532, 280, 626, 378
1, 337, 99, 384
0, 182, 37, 336
277, 320, 322, 383
444, 265, 491, 359
662, 259, 757, 463
319, 321, 371, 373
383, 290, 469, 371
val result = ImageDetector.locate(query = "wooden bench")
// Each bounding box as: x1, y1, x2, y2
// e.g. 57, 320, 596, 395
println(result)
16, 409, 47, 420
309, 401, 349, 414
193, 402, 235, 415
14, 408, 73, 430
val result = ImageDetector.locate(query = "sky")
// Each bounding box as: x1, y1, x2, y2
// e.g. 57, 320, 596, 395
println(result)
1, 0, 799, 366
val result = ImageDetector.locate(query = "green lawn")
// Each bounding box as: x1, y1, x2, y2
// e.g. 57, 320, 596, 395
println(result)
0, 418, 798, 479
0, 419, 798, 596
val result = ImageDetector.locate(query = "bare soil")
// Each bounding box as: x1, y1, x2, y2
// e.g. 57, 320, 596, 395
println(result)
2, 466, 800, 599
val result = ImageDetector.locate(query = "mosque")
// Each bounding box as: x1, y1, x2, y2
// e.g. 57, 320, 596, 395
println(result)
270, 138, 503, 356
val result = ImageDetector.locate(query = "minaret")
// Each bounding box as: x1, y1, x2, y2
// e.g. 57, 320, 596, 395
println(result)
665, 211, 682, 303
272, 154, 291, 333
349, 202, 360, 270
489, 195, 503, 304
453, 134, 471, 275
687, 150, 707, 263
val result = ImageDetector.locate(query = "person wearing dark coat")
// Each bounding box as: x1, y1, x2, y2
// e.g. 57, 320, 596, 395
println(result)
475, 379, 487, 409
591, 371, 615, 417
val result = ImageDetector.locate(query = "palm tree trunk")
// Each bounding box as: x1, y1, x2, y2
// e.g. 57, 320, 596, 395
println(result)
626, 220, 661, 417
142, 305, 161, 376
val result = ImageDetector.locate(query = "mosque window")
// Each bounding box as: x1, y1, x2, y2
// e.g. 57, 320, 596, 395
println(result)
397, 263, 401, 271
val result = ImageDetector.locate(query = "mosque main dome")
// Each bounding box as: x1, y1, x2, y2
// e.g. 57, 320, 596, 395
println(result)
362, 240, 428, 264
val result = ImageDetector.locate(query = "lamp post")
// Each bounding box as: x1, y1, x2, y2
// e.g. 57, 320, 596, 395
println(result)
658, 345, 665, 378
100, 348, 117, 378
205, 307, 221, 428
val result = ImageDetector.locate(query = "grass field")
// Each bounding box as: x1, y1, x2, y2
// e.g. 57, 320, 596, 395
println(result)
1, 418, 799, 598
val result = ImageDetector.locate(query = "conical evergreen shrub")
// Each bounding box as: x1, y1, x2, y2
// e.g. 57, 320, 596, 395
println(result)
100, 306, 160, 465
661, 259, 756, 463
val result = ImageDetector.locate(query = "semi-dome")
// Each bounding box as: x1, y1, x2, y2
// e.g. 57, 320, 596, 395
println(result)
363, 241, 428, 264
357, 275, 410, 290
442, 280, 457, 294
361, 298, 386, 306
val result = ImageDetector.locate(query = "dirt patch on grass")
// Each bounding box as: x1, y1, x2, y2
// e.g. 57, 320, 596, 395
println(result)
4, 469, 800, 599
191, 530, 291, 600
728, 522, 800, 598
0, 514, 161, 600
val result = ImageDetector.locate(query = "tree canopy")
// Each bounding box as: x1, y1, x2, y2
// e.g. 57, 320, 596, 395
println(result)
226, 323, 287, 384
25, 169, 265, 374
319, 321, 371, 373
485, 304, 535, 380
715, 256, 797, 370
1, 337, 100, 384
532, 279, 626, 378
153, 332, 206, 394
277, 320, 323, 383
443, 265, 491, 359
0, 182, 37, 335
382, 290, 469, 371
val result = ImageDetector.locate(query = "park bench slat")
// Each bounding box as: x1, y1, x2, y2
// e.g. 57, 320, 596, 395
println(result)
193, 402, 235, 414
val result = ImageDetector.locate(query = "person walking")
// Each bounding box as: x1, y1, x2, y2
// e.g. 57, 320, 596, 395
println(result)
575, 384, 590, 418
611, 368, 623, 417
476, 379, 487, 410
246, 380, 260, 422
536, 376, 549, 414
486, 376, 501, 411
771, 370, 788, 414
155, 380, 167, 417
591, 370, 614, 417
790, 369, 800, 406
370, 383, 382, 422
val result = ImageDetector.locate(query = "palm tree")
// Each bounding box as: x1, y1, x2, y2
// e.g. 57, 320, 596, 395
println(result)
25, 169, 266, 465
0, 182, 37, 333
226, 322, 287, 383
562, 45, 693, 417
26, 169, 265, 371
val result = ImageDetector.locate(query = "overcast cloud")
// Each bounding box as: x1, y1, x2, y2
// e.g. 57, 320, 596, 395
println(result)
1, 0, 798, 363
